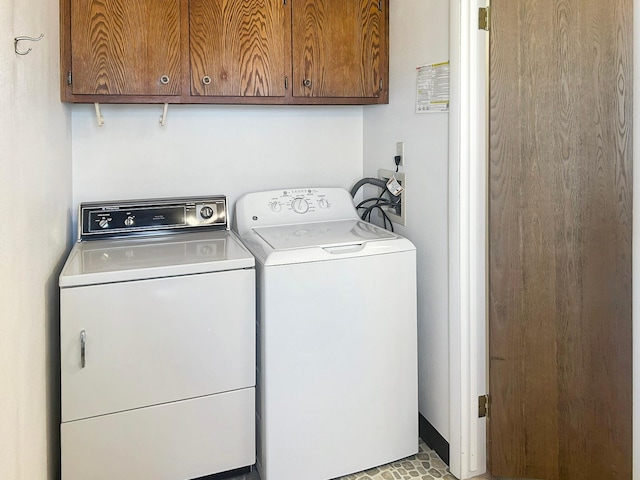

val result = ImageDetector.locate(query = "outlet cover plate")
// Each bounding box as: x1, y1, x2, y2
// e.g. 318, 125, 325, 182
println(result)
396, 142, 405, 166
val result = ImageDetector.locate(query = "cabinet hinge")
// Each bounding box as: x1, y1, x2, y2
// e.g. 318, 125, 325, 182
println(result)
284, 76, 288, 90
478, 394, 490, 418
67, 70, 72, 86
283, 0, 286, 4
379, 78, 383, 91
478, 6, 490, 31
378, 0, 382, 12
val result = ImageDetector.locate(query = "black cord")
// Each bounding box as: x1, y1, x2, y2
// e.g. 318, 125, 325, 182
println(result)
357, 196, 393, 209
373, 205, 394, 231
358, 193, 399, 215
358, 201, 395, 232
351, 178, 401, 232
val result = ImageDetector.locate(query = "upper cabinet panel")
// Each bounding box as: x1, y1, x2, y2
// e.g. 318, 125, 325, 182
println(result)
61, 0, 388, 104
69, 0, 182, 96
292, 0, 384, 98
189, 0, 286, 97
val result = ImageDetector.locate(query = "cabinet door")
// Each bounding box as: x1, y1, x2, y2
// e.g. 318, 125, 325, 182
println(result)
70, 0, 182, 95
189, 0, 287, 97
292, 0, 384, 98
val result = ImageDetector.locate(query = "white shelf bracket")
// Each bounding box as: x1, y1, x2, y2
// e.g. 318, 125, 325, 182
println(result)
159, 103, 169, 126
94, 102, 104, 127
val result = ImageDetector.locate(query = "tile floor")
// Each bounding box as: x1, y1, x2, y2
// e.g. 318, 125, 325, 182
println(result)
222, 439, 456, 480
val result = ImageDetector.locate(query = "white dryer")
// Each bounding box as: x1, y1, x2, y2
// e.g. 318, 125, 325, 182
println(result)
59, 196, 256, 480
235, 187, 418, 480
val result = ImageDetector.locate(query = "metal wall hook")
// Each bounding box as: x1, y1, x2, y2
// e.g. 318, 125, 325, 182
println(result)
14, 33, 44, 55
94, 103, 104, 127
159, 103, 169, 126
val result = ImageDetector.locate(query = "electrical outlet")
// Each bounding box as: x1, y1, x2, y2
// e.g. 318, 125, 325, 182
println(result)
396, 142, 405, 166
378, 168, 406, 226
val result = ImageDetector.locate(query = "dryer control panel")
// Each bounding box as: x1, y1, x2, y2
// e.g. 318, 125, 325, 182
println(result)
235, 188, 359, 236
79, 196, 228, 241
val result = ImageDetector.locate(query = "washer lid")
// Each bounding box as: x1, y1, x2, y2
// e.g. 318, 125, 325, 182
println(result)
252, 219, 396, 251
59, 230, 254, 287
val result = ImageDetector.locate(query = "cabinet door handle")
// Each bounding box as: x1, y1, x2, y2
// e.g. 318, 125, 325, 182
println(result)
303, 78, 312, 88
160, 75, 170, 85
202, 76, 212, 85
80, 330, 86, 368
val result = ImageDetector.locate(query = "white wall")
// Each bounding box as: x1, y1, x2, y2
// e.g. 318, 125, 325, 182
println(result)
363, 0, 451, 440
71, 104, 364, 222
0, 0, 72, 479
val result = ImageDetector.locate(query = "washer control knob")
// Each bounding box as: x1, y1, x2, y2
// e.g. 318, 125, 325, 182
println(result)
318, 198, 330, 209
98, 218, 109, 229
269, 201, 281, 212
124, 216, 135, 227
200, 206, 214, 219
291, 197, 310, 214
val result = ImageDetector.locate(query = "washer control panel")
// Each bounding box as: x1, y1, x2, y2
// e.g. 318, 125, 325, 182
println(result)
79, 196, 228, 241
235, 188, 359, 236
267, 189, 333, 216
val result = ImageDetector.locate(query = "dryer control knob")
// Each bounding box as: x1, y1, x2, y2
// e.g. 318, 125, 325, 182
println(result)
318, 198, 330, 209
200, 206, 214, 219
124, 216, 135, 227
291, 197, 309, 214
99, 218, 109, 229
269, 201, 281, 212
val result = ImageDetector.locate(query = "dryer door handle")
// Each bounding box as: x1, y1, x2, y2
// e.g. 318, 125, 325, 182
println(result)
322, 243, 365, 255
80, 330, 86, 368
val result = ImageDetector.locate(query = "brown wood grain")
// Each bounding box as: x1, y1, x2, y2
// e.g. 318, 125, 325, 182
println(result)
61, 0, 389, 104
70, 0, 182, 96
189, 0, 286, 97
488, 0, 632, 478
292, 0, 383, 98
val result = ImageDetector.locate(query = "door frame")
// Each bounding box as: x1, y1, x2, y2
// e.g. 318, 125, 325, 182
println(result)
448, 1, 488, 478
634, 2, 639, 478
450, 1, 639, 478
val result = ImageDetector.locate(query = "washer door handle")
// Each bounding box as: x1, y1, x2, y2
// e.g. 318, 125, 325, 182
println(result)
80, 330, 86, 368
322, 244, 365, 255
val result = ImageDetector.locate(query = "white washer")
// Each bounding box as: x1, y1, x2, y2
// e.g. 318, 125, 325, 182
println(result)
235, 187, 418, 480
59, 196, 256, 480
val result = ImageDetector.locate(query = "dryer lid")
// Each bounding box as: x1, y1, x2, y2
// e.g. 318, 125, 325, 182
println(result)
252, 219, 396, 251
59, 230, 254, 287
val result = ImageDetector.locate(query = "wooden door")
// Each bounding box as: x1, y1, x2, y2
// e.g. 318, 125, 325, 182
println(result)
488, 0, 632, 479
291, 0, 384, 98
189, 0, 287, 97
70, 0, 182, 96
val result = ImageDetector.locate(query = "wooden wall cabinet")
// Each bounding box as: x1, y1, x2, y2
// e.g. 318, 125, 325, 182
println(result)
291, 0, 385, 99
60, 0, 389, 105
64, 0, 183, 99
189, 0, 287, 98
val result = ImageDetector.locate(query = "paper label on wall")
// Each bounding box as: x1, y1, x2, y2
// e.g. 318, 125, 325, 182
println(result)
386, 176, 404, 196
416, 61, 450, 113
